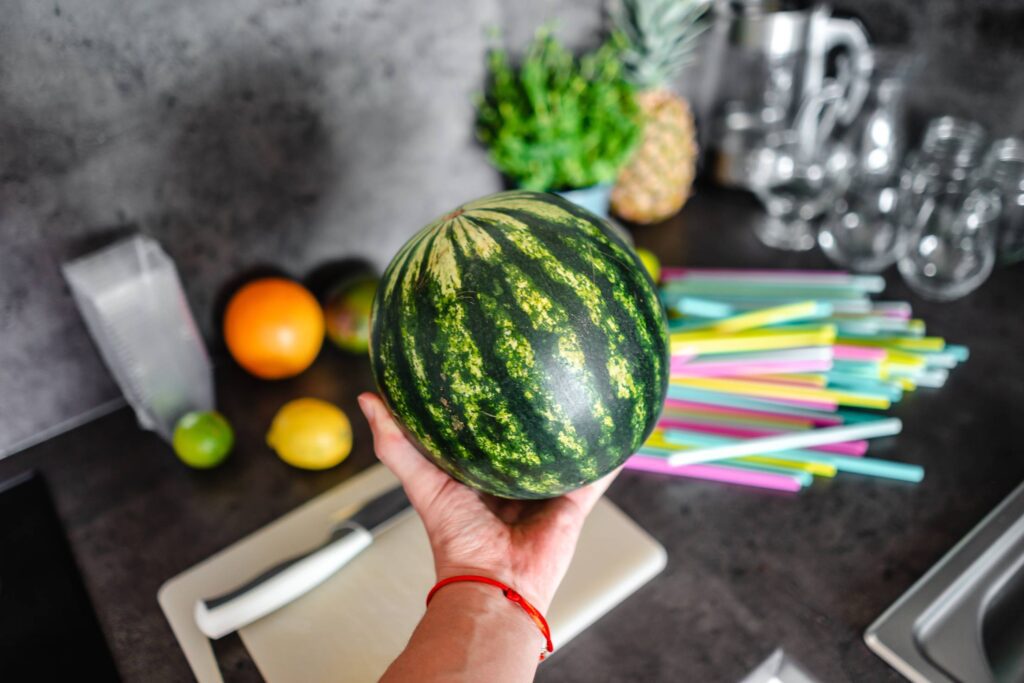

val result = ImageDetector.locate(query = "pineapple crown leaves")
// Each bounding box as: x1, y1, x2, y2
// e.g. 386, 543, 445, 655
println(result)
475, 27, 642, 192
610, 0, 711, 90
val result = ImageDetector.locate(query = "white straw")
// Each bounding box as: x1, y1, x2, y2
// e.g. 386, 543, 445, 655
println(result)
666, 418, 903, 467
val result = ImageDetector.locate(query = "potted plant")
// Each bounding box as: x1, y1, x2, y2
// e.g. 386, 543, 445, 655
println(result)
476, 29, 642, 217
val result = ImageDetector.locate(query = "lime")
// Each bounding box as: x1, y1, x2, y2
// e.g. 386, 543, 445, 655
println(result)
635, 247, 661, 284
173, 411, 234, 469
267, 398, 353, 470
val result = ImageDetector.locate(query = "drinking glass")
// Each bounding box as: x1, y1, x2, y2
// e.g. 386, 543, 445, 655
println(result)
974, 137, 1024, 264
897, 188, 999, 301
896, 116, 995, 301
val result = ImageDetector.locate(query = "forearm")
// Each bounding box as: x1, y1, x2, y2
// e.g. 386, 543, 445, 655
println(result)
380, 582, 545, 683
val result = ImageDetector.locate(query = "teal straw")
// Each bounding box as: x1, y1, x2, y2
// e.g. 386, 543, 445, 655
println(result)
669, 296, 735, 318
826, 373, 904, 401
659, 430, 923, 483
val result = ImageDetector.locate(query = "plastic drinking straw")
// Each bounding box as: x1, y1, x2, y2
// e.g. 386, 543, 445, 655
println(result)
672, 376, 891, 410
871, 301, 914, 319
661, 281, 871, 300
670, 359, 833, 378
834, 344, 887, 362
755, 373, 829, 387
662, 398, 837, 427
666, 386, 843, 417
658, 410, 813, 432
722, 460, 817, 485
671, 381, 839, 410
639, 446, 824, 483
671, 327, 837, 356
672, 346, 834, 366
654, 419, 868, 456
918, 350, 961, 369
707, 301, 829, 334
945, 344, 970, 362
670, 297, 735, 318
662, 269, 886, 292
662, 418, 903, 467
825, 374, 904, 401
625, 454, 804, 492
735, 455, 838, 478
915, 368, 949, 388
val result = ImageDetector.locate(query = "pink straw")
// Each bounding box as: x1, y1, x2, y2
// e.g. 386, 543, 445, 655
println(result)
655, 418, 868, 456
834, 345, 887, 362
669, 358, 833, 377
626, 455, 802, 492
662, 398, 844, 426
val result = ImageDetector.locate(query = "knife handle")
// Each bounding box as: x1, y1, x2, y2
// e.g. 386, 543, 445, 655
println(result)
195, 523, 373, 639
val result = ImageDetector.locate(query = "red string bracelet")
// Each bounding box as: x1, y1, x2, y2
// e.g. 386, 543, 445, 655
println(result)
426, 575, 554, 661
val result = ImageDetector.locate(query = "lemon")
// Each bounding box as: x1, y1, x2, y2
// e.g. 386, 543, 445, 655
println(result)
173, 411, 234, 469
635, 247, 661, 284
267, 398, 353, 470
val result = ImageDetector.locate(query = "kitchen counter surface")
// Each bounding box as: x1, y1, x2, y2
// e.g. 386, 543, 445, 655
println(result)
3, 186, 1023, 682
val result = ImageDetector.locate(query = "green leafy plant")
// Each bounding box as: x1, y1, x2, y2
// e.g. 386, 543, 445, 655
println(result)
476, 29, 643, 192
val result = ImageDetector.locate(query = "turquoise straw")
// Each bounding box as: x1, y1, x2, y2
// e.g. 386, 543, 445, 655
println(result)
669, 296, 735, 318
659, 430, 923, 483
826, 373, 903, 401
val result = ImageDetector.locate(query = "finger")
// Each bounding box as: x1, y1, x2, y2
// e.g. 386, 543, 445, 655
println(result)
357, 393, 449, 502
563, 465, 623, 517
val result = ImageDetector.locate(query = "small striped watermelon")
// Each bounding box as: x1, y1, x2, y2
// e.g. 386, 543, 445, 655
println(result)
369, 191, 668, 499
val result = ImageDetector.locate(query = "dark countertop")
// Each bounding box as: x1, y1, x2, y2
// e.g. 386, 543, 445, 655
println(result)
3, 186, 1023, 682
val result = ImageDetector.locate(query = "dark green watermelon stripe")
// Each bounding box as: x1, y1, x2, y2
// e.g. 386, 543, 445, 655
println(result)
477, 207, 667, 455
465, 216, 621, 465
443, 221, 598, 490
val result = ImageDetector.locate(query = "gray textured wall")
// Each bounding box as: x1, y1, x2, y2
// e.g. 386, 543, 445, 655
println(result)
2, 0, 1021, 456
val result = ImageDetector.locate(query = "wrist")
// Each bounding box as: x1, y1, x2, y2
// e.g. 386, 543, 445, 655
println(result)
434, 564, 553, 613
423, 581, 552, 663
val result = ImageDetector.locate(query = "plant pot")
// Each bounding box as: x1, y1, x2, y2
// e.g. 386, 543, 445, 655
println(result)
555, 184, 612, 218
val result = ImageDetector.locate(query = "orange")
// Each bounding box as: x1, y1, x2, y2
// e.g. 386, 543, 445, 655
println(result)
223, 278, 325, 379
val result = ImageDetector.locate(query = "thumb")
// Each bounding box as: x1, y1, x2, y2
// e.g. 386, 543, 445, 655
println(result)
357, 393, 449, 503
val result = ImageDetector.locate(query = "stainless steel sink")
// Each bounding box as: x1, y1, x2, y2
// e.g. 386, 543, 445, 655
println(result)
866, 482, 1024, 683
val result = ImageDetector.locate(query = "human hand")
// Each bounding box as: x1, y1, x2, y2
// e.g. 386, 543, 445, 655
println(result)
358, 392, 620, 613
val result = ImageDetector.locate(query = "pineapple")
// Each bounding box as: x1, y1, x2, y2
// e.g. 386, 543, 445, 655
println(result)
609, 0, 708, 224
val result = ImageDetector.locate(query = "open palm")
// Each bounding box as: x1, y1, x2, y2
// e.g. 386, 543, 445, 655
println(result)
358, 392, 620, 612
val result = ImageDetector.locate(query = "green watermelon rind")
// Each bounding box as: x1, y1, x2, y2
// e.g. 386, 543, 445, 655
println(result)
369, 190, 668, 499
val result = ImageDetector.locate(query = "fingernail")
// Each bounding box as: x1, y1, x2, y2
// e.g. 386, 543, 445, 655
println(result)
357, 394, 375, 421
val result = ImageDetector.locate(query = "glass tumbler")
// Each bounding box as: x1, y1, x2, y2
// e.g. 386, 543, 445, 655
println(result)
897, 188, 1000, 301
974, 137, 1024, 264
899, 116, 987, 224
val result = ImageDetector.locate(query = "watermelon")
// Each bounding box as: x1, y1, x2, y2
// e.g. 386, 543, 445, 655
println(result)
369, 191, 668, 499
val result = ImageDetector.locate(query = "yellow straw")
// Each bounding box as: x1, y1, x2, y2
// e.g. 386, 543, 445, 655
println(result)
709, 301, 821, 334
671, 376, 891, 410
758, 373, 829, 387
671, 326, 837, 356
736, 455, 838, 478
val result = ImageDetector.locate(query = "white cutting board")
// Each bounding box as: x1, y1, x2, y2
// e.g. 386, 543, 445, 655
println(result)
159, 464, 666, 683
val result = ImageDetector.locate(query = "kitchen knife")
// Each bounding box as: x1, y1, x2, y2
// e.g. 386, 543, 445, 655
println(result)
195, 485, 411, 639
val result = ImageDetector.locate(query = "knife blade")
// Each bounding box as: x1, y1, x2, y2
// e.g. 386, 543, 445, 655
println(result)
194, 485, 411, 639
